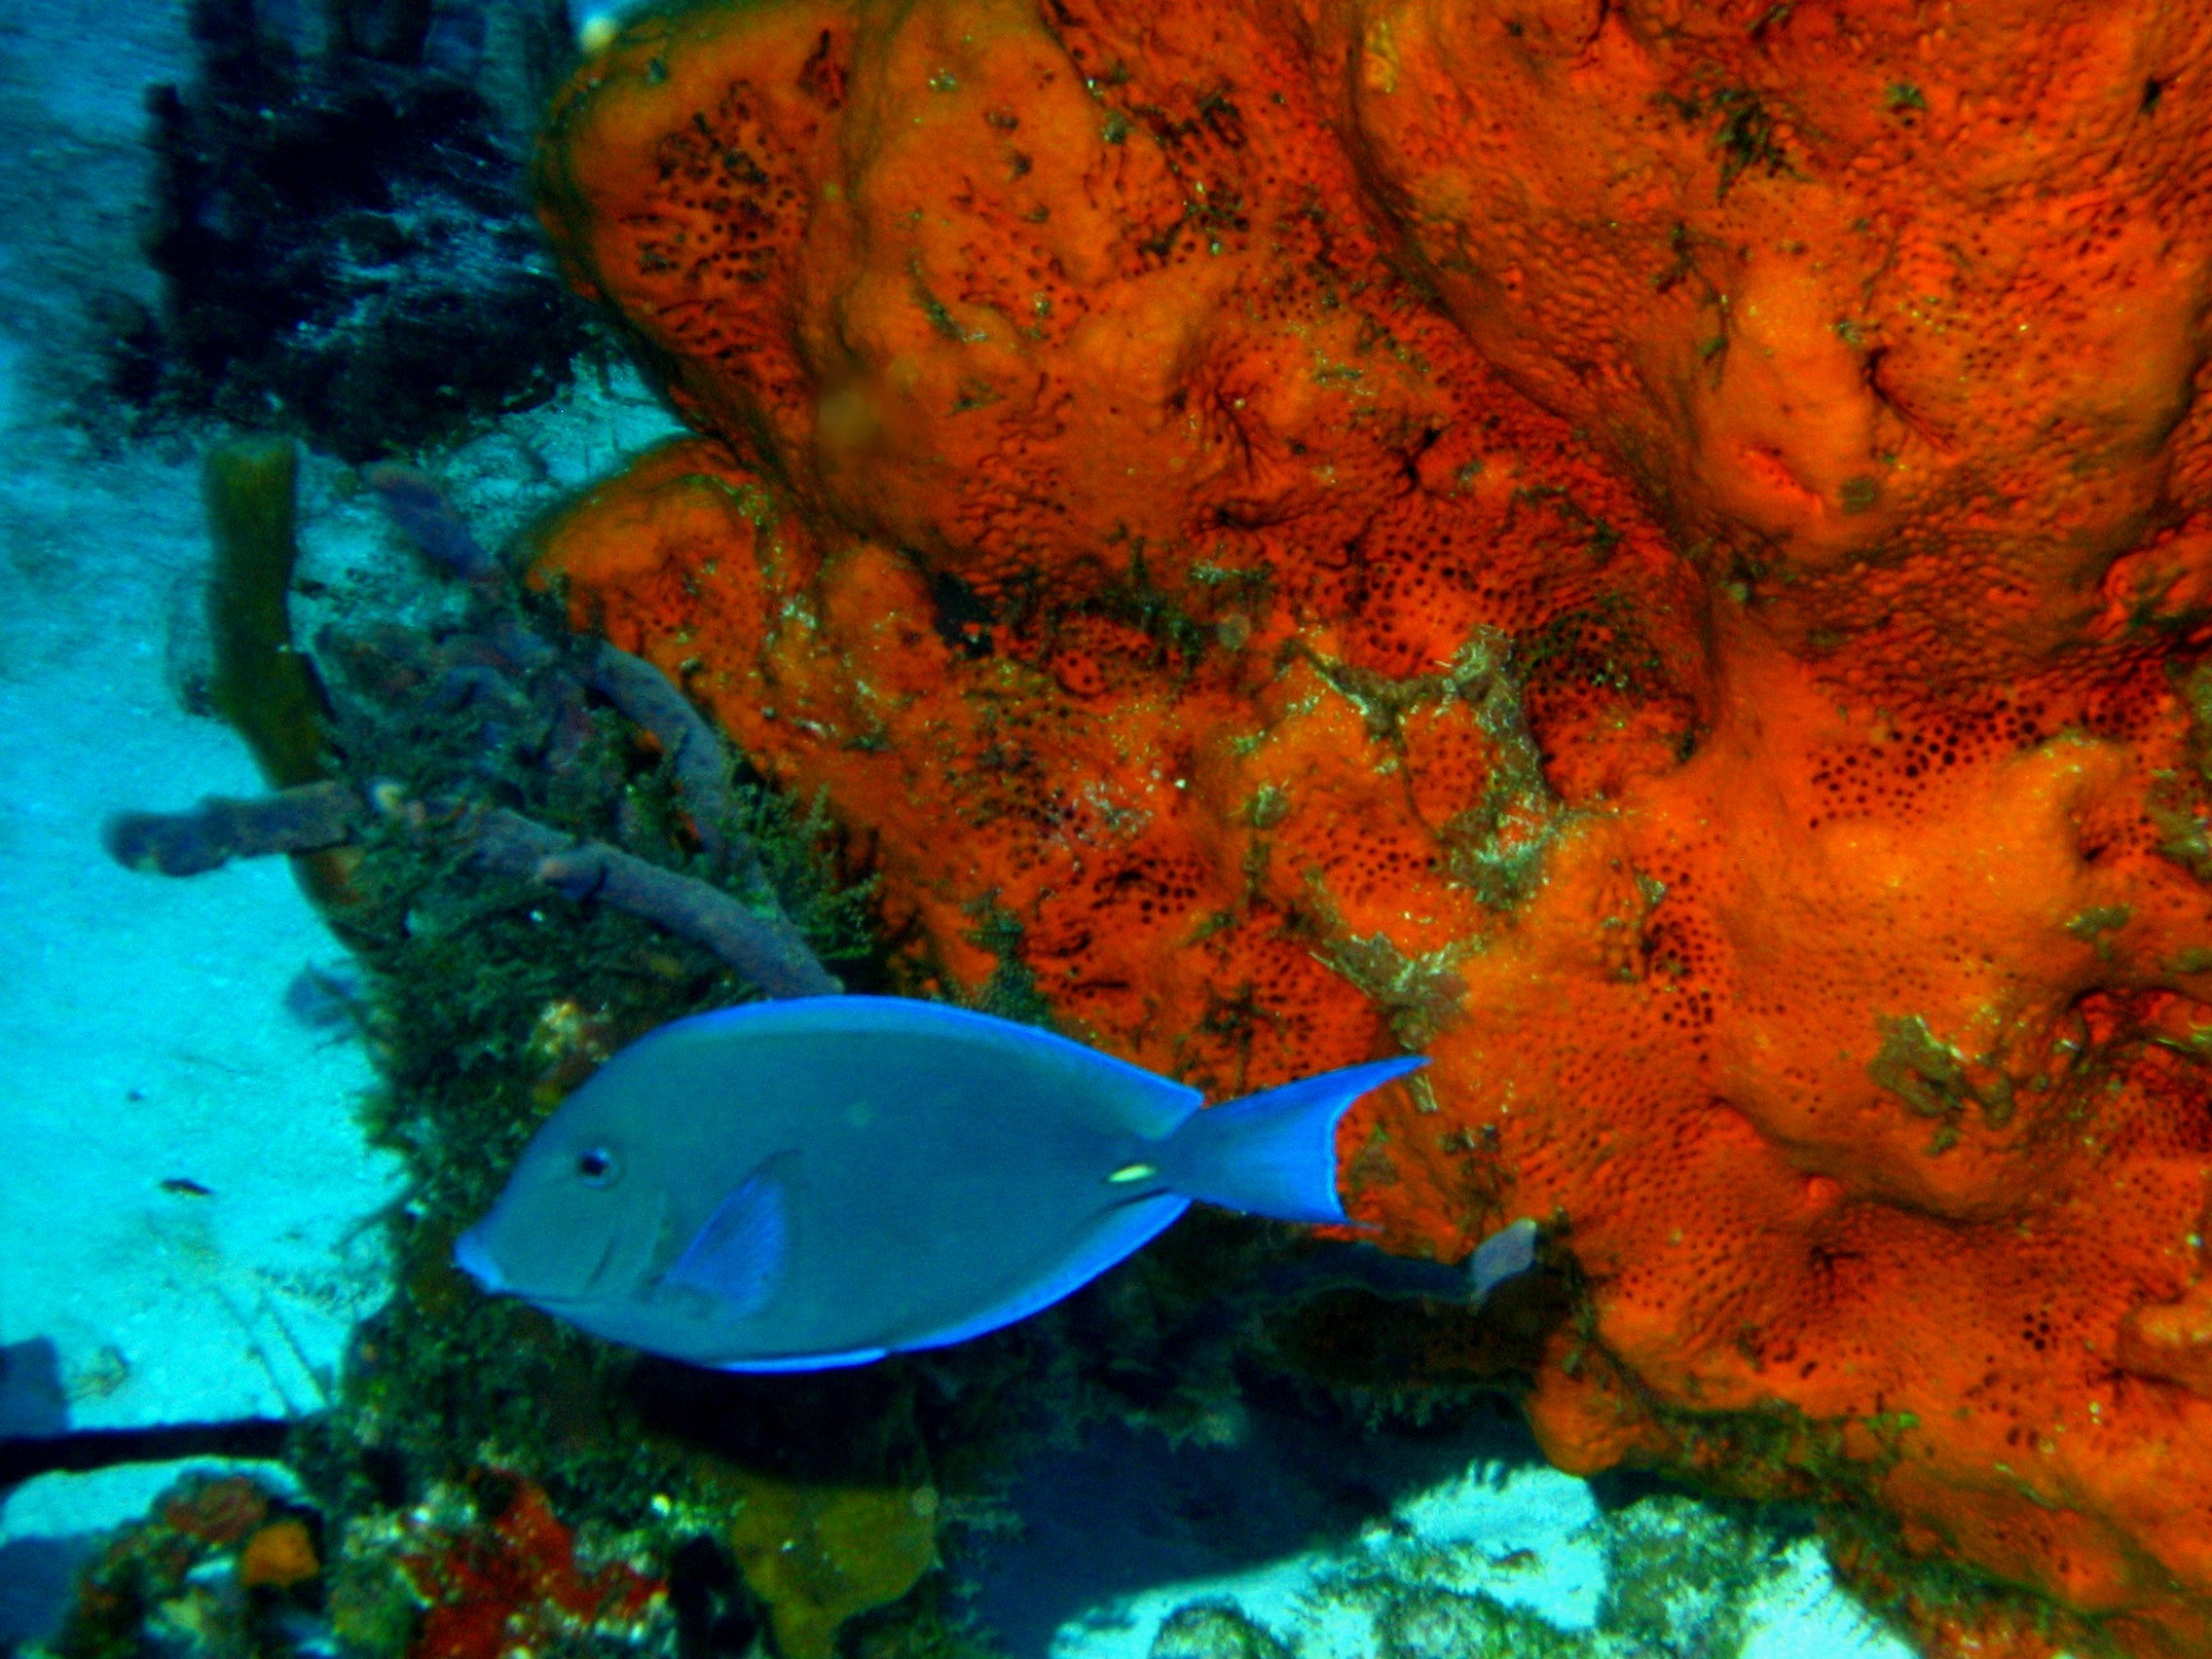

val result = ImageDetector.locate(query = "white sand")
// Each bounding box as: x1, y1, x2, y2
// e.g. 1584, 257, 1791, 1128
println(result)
0, 0, 682, 1451
1020, 1446, 1915, 1659
0, 0, 401, 1438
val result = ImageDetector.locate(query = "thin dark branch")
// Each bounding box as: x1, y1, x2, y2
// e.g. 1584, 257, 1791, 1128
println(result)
103, 785, 840, 995
580, 645, 744, 871
364, 467, 747, 866
108, 462, 848, 1002
461, 806, 839, 998
102, 781, 366, 875
0, 1419, 292, 1486
362, 461, 500, 585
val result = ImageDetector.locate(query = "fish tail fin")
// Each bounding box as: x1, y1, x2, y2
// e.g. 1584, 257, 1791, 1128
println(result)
1157, 1056, 1426, 1224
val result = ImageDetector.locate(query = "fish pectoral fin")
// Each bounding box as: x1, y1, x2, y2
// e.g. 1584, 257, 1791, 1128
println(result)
659, 1154, 793, 1318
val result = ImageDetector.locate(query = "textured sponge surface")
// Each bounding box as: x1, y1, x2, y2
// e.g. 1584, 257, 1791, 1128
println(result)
533, 2, 2212, 1652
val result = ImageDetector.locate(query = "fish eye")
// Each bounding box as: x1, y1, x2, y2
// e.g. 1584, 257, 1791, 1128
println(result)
572, 1145, 621, 1188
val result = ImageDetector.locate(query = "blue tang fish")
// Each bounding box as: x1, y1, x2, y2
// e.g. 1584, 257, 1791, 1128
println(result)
455, 996, 1424, 1371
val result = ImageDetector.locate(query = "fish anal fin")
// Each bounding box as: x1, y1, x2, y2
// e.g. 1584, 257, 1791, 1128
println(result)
715, 1346, 886, 1374
898, 1193, 1191, 1354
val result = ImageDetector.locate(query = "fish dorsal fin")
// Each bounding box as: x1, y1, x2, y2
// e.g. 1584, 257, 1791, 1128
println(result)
661, 1154, 793, 1318
668, 996, 1202, 1138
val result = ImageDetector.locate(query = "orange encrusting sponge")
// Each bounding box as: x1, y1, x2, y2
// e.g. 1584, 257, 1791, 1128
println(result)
532, 1, 2212, 1652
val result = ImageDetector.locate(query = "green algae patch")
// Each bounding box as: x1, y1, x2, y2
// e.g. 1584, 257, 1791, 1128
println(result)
724, 1472, 940, 1659
202, 437, 353, 908
203, 439, 332, 788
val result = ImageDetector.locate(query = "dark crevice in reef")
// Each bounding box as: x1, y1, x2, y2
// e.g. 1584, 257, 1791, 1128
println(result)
98, 0, 590, 461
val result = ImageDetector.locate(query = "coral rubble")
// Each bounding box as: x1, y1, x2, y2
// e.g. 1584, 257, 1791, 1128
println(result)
46, 1474, 330, 1659
525, 0, 2212, 1652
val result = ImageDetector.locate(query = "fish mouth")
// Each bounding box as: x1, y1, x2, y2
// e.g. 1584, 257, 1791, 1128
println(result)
453, 1224, 617, 1305
457, 1193, 658, 1307
576, 1231, 621, 1296
465, 1220, 637, 1309
453, 1225, 507, 1294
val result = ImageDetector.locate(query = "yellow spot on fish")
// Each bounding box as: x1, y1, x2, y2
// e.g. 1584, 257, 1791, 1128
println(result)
1107, 1162, 1157, 1184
